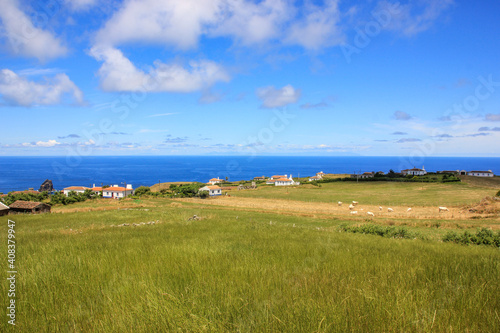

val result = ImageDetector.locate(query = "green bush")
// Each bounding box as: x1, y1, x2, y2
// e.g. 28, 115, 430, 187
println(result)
338, 223, 419, 239
496, 190, 500, 197
442, 228, 500, 247
134, 186, 152, 196
197, 190, 209, 199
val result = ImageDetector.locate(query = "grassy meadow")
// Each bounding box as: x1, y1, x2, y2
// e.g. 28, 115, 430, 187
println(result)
1, 180, 499, 332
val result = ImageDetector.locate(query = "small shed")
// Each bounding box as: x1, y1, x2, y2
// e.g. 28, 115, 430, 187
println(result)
9, 200, 51, 214
0, 202, 9, 216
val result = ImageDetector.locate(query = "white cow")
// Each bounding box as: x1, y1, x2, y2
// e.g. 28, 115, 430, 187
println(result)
350, 211, 358, 215
352, 201, 358, 206
387, 208, 394, 212
367, 212, 375, 217
338, 201, 343, 206
348, 204, 355, 210
407, 208, 412, 212
439, 207, 449, 212
379, 206, 383, 211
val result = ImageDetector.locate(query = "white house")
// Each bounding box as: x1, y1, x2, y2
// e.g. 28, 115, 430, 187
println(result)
402, 167, 427, 176
199, 185, 222, 196
467, 170, 494, 177
266, 179, 277, 185
63, 186, 89, 196
316, 171, 325, 178
93, 184, 134, 199
271, 175, 287, 180
309, 176, 321, 181
275, 174, 296, 186
208, 178, 223, 185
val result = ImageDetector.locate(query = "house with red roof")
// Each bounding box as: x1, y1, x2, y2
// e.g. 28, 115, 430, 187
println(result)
198, 185, 222, 196
92, 184, 134, 199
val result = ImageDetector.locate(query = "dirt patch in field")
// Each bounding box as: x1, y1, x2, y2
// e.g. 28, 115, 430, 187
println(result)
175, 196, 498, 223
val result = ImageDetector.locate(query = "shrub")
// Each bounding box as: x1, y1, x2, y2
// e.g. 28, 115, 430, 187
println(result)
198, 190, 209, 199
496, 190, 500, 197
134, 186, 152, 197
338, 224, 419, 239
442, 228, 500, 247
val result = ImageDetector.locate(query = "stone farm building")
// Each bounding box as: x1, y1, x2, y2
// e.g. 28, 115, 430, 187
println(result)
9, 200, 51, 214
0, 202, 9, 216
199, 185, 222, 196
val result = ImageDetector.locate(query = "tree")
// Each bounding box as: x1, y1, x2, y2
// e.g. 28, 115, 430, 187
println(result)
134, 186, 152, 196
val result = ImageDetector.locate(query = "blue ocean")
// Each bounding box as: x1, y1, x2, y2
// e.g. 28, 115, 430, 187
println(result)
0, 156, 499, 193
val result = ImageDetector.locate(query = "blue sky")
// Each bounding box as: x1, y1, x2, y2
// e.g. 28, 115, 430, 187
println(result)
0, 0, 499, 156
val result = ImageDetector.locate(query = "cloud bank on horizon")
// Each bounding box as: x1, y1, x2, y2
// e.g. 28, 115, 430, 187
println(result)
0, 0, 499, 156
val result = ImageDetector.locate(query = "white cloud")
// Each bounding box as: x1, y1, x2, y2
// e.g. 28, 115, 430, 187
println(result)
376, 0, 454, 37
22, 140, 61, 147
485, 113, 500, 122
64, 0, 98, 11
0, 0, 67, 61
95, 0, 221, 49
94, 0, 343, 51
89, 46, 230, 92
394, 110, 412, 120
257, 84, 301, 108
285, 0, 344, 50
209, 0, 291, 45
0, 69, 83, 106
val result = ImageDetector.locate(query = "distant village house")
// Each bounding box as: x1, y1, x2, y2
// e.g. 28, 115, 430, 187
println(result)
198, 185, 222, 196
92, 184, 134, 199
467, 170, 494, 177
208, 178, 223, 185
63, 186, 89, 196
401, 167, 427, 176
9, 200, 51, 214
275, 175, 297, 186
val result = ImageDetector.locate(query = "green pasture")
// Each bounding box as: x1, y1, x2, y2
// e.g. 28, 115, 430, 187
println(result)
1, 201, 499, 332
230, 181, 497, 207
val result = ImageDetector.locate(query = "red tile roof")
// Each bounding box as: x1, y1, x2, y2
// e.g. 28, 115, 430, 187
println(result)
276, 178, 292, 182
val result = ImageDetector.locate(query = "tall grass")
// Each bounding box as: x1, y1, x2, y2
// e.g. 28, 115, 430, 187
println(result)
1, 204, 499, 332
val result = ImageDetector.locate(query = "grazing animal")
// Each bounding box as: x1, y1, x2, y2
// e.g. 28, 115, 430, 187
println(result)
379, 206, 383, 211
439, 207, 449, 212
367, 212, 375, 217
348, 204, 355, 210
338, 201, 343, 206
352, 201, 358, 206
407, 208, 412, 212
387, 208, 394, 212
350, 211, 358, 215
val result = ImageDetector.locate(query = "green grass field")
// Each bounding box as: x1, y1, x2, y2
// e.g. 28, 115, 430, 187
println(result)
1, 182, 499, 332
229, 181, 497, 206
